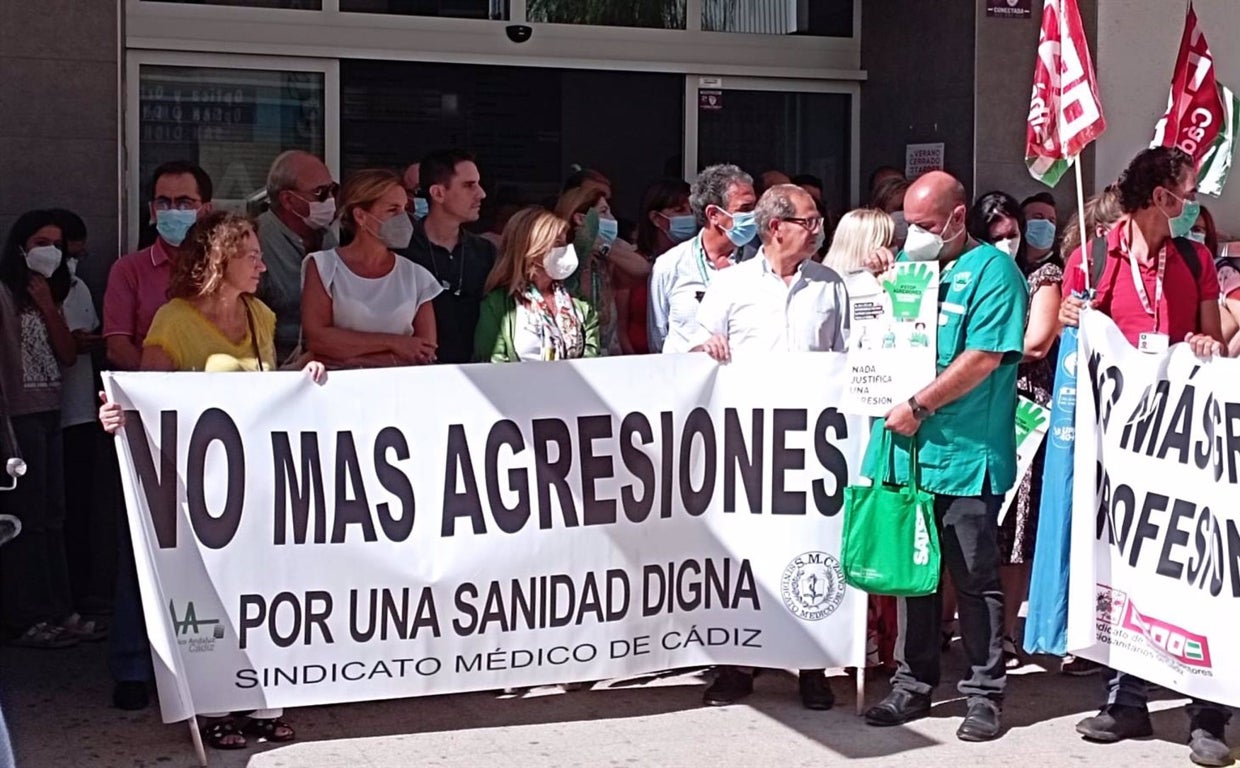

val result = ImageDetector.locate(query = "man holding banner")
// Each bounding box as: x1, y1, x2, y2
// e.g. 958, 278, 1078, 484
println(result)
1059, 146, 1232, 767
859, 171, 1027, 742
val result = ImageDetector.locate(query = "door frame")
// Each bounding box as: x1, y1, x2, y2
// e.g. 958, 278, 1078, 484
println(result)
682, 76, 862, 207
123, 50, 340, 250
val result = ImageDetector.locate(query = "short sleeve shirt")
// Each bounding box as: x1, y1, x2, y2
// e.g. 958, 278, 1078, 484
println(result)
696, 252, 848, 355
103, 241, 173, 345
1061, 224, 1219, 346
144, 298, 277, 372
304, 249, 442, 336
861, 243, 1029, 497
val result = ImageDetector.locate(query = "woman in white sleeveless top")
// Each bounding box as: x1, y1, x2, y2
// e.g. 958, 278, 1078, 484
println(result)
301, 169, 441, 368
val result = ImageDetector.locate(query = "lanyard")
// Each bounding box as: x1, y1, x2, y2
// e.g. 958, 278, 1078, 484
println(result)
694, 235, 714, 286
1126, 242, 1166, 330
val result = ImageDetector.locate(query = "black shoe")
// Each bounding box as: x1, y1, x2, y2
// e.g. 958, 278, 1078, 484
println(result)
112, 681, 150, 711
702, 667, 753, 706
1189, 709, 1233, 767
1060, 655, 1103, 676
1075, 704, 1153, 743
957, 698, 1002, 742
798, 670, 835, 711
864, 689, 932, 726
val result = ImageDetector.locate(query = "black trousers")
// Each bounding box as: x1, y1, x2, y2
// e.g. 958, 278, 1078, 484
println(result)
890, 486, 1006, 702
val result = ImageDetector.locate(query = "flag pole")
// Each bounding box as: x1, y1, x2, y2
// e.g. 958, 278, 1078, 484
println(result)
1060, 1, 1094, 291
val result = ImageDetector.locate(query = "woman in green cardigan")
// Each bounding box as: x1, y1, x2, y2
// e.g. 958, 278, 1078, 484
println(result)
473, 206, 600, 362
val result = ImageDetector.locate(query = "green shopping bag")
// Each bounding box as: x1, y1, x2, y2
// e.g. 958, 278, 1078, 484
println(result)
841, 432, 941, 597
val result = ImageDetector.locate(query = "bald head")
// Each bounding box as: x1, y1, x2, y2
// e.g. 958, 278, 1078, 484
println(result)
266, 150, 331, 210
907, 171, 967, 216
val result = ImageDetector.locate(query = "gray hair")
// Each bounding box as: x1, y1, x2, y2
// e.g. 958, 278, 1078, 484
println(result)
689, 164, 753, 225
754, 184, 805, 244
266, 150, 313, 210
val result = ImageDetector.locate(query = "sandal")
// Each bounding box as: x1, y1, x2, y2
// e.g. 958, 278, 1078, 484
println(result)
241, 716, 296, 743
201, 717, 247, 750
8, 622, 78, 649
61, 613, 109, 642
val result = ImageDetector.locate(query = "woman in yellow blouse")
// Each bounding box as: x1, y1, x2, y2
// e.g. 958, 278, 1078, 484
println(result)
99, 210, 321, 750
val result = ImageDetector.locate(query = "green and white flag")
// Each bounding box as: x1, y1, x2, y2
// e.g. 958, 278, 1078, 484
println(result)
1198, 84, 1240, 197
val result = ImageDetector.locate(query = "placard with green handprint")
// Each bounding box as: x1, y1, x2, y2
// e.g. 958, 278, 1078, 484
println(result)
998, 396, 1052, 526
882, 263, 935, 322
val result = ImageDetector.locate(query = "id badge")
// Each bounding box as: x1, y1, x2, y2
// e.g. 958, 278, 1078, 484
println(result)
1138, 332, 1169, 354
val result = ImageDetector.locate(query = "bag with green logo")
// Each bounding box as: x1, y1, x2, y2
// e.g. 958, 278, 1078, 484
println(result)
841, 432, 940, 597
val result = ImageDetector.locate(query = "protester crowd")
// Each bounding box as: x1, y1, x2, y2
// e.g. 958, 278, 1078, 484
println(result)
0, 142, 1235, 764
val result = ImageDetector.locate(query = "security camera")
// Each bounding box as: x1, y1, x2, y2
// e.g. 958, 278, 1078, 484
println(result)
506, 24, 533, 44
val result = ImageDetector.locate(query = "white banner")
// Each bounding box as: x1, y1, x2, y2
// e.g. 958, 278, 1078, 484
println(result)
842, 264, 939, 417
1068, 311, 1240, 706
104, 354, 870, 723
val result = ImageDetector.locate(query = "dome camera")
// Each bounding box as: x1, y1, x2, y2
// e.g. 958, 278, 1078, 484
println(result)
506, 24, 533, 43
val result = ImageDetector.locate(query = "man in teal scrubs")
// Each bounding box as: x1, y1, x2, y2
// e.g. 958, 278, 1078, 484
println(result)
860, 171, 1027, 742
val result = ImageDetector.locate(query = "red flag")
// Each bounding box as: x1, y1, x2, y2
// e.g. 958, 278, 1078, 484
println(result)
1026, 0, 1107, 187
1151, 3, 1224, 165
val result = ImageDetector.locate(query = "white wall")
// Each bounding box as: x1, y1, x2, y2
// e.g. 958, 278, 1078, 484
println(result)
1096, 0, 1240, 236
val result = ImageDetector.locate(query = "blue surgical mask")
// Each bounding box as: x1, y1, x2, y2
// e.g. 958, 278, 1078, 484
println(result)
662, 213, 698, 244
723, 209, 757, 247
598, 217, 619, 248
155, 209, 198, 247
1024, 219, 1057, 250
412, 198, 429, 220
1187, 230, 1207, 245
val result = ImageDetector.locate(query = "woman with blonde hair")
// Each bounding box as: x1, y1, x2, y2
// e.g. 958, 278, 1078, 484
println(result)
824, 208, 895, 276
98, 210, 322, 750
301, 168, 440, 368
474, 206, 599, 362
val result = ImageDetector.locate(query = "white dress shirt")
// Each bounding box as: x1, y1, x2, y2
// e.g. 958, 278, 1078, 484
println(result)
696, 249, 848, 355
647, 234, 752, 353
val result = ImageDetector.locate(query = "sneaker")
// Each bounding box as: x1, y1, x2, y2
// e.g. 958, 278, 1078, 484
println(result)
1075, 704, 1154, 743
1061, 655, 1103, 676
8, 622, 77, 649
1188, 709, 1233, 767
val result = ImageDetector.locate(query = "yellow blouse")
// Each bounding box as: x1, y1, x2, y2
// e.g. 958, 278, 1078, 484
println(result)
144, 297, 277, 372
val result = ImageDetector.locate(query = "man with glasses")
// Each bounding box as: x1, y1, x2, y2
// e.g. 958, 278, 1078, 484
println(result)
257, 150, 338, 364
691, 184, 847, 710
102, 160, 213, 710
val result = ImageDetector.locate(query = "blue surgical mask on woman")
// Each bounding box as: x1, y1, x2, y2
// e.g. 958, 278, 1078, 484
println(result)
597, 216, 619, 248
723, 209, 757, 247
662, 213, 698, 244
155, 209, 198, 247
1024, 218, 1057, 250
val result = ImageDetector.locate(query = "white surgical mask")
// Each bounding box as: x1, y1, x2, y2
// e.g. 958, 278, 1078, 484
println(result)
903, 215, 960, 262
544, 244, 579, 281
994, 237, 1020, 258
1186, 231, 1207, 245
367, 211, 414, 250
23, 245, 62, 278
301, 197, 337, 230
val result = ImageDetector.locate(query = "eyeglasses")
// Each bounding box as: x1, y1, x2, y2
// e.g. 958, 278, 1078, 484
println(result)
298, 182, 340, 203
152, 196, 202, 211
784, 216, 824, 233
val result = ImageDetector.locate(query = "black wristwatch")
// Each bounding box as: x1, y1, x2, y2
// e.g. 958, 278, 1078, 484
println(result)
908, 396, 933, 421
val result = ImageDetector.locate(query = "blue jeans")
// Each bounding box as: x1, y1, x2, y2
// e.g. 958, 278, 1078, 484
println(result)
108, 476, 152, 684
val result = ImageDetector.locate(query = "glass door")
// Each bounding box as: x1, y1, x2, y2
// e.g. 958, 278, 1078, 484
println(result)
684, 76, 859, 217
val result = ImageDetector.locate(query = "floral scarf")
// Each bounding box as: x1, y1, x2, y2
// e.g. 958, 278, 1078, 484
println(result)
523, 282, 584, 360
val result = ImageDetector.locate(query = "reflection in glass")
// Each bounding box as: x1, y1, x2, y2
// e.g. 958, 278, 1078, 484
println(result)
527, 0, 685, 30
702, 0, 852, 37
339, 0, 508, 19
138, 66, 325, 215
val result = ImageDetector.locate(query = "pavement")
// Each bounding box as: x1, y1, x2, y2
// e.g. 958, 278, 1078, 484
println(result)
2, 638, 1232, 768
